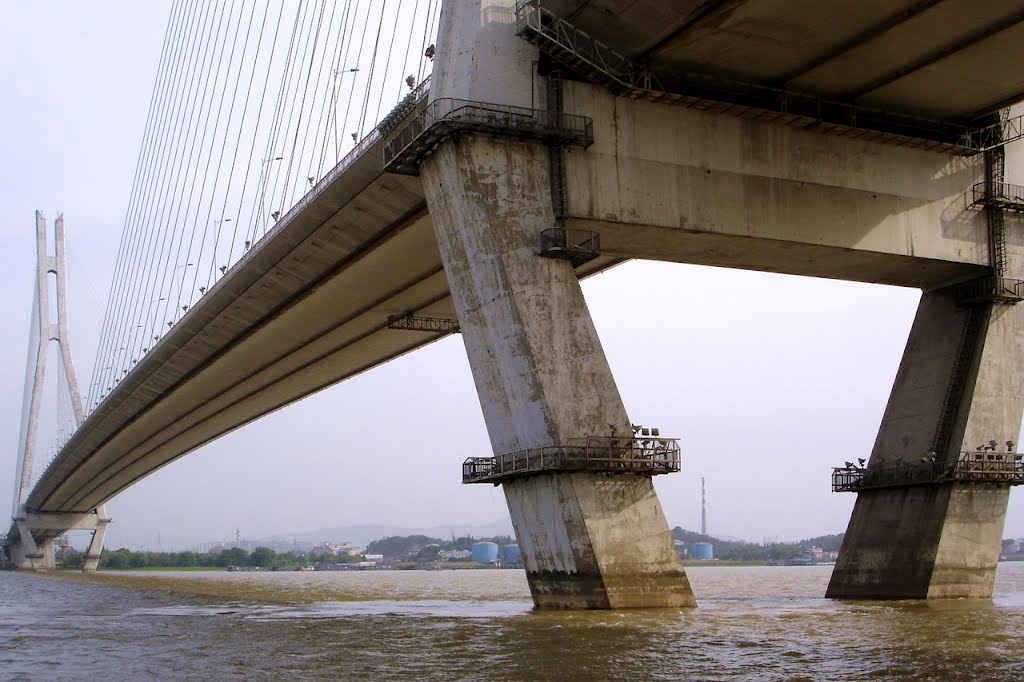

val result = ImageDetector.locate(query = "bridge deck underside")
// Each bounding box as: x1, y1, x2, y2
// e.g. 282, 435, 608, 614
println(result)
538, 0, 1024, 124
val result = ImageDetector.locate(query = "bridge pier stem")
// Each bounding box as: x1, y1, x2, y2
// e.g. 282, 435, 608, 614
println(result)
10, 520, 56, 571
82, 505, 110, 573
829, 283, 1024, 598
6, 508, 110, 573
421, 134, 694, 608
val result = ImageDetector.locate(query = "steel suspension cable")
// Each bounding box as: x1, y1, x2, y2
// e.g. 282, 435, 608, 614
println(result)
173, 0, 247, 316
247, 0, 309, 247
88, 0, 190, 409
107, 0, 219, 390
201, 0, 273, 294
222, 0, 290, 272
99, 0, 211, 396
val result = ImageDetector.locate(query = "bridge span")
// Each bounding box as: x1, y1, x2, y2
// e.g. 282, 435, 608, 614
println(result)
8, 0, 1024, 608
11, 113, 620, 540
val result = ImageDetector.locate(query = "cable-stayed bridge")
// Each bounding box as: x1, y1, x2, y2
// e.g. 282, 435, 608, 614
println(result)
7, 0, 1024, 609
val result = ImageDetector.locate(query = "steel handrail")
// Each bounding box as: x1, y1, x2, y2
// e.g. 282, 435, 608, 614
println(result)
832, 452, 1024, 492
463, 436, 681, 483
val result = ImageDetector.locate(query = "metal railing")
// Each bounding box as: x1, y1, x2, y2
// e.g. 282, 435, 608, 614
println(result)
383, 98, 594, 175
954, 276, 1024, 306
377, 76, 432, 137
463, 436, 681, 484
386, 314, 460, 334
971, 181, 1024, 213
515, 1, 659, 94
539, 227, 600, 267
963, 113, 1024, 153
833, 452, 1024, 492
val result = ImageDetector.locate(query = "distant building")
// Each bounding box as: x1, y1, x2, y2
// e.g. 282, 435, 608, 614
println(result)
438, 549, 472, 561
312, 542, 361, 557
690, 542, 714, 560
810, 546, 839, 562
502, 545, 521, 564
362, 553, 384, 564
472, 542, 499, 563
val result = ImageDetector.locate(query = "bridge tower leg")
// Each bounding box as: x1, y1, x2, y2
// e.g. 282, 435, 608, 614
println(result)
828, 274, 1024, 598
420, 0, 693, 609
7, 212, 108, 572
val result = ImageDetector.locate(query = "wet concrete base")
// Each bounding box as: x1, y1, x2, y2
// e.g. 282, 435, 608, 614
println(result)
526, 568, 697, 610
506, 473, 696, 610
827, 483, 1009, 599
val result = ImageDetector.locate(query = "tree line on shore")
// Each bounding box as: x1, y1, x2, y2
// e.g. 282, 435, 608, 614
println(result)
671, 527, 844, 561
57, 530, 841, 569
58, 545, 361, 570
57, 533, 517, 569
365, 534, 514, 562
52, 530, 1024, 569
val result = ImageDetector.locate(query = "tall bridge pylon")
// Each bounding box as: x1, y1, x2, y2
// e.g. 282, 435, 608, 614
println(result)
6, 212, 109, 571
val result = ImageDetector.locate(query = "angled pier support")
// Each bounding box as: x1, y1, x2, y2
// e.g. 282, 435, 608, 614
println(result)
416, 0, 693, 609
422, 135, 693, 608
829, 280, 1024, 598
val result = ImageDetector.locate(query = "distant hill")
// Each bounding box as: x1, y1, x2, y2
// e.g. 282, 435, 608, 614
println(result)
259, 518, 515, 549
255, 520, 843, 557
671, 527, 844, 561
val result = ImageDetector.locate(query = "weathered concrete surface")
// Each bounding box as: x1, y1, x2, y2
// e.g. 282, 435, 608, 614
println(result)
829, 278, 1024, 598
428, 0, 534, 107
10, 523, 55, 572
505, 474, 694, 609
420, 134, 693, 609
828, 484, 1009, 599
561, 83, 991, 290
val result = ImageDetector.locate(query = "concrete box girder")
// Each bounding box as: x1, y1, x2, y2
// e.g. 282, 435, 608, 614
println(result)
562, 81, 1000, 289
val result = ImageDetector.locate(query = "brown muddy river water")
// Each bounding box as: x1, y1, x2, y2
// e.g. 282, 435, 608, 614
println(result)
3, 564, 1024, 680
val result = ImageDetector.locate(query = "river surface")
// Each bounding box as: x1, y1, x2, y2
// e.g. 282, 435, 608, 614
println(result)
3, 564, 1024, 680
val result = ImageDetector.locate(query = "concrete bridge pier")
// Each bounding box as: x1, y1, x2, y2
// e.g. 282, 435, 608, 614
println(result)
420, 136, 694, 609
6, 507, 110, 572
9, 519, 56, 571
10, 539, 56, 571
829, 279, 1024, 599
81, 504, 110, 573
414, 0, 693, 609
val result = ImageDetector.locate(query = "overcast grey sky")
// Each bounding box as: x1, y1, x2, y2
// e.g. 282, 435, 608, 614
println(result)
1, 2, 1020, 551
